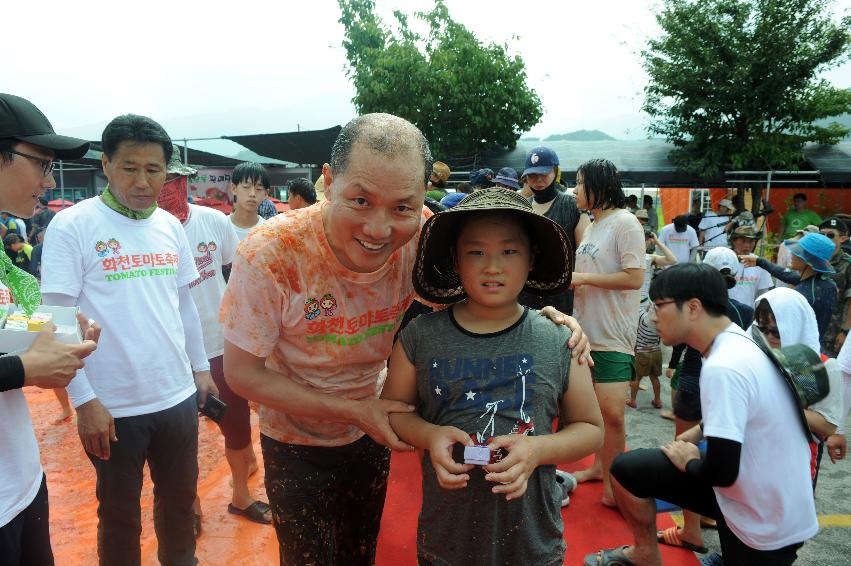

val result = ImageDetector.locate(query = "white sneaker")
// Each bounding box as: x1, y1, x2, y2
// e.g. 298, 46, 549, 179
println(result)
555, 469, 577, 507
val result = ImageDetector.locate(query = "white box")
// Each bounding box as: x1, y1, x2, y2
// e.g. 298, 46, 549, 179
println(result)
0, 305, 82, 354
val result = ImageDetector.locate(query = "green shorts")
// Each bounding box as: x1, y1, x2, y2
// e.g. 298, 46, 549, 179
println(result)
590, 351, 635, 383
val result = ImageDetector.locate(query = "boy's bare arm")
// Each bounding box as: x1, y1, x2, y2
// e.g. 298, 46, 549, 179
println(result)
383, 341, 475, 487
223, 340, 414, 451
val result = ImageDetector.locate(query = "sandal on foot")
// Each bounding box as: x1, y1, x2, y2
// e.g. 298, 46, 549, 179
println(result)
584, 546, 641, 566
657, 526, 708, 554
652, 399, 663, 409
227, 501, 272, 525
625, 399, 637, 408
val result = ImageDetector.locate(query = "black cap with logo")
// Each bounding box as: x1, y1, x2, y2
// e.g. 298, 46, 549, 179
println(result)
0, 93, 89, 160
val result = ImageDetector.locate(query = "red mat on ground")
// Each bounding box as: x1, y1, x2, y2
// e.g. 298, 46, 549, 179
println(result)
26, 386, 698, 565
377, 451, 699, 566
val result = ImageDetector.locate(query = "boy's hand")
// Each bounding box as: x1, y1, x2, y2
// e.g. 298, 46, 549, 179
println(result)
539, 307, 593, 366
427, 426, 475, 489
483, 434, 539, 500
665, 367, 674, 379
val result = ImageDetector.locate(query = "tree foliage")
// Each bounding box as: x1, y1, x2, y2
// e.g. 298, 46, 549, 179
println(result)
338, 0, 543, 159
642, 0, 851, 179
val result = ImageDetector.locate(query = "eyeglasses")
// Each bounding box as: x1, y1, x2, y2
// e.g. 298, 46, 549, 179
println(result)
6, 149, 55, 178
650, 299, 677, 313
754, 323, 781, 339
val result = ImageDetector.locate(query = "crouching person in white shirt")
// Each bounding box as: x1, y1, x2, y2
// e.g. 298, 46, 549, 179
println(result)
584, 263, 818, 566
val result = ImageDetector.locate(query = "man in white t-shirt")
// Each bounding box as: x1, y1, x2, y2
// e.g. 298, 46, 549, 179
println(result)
41, 114, 216, 566
728, 225, 773, 306
658, 215, 698, 265
585, 263, 818, 566
0, 93, 100, 566
699, 198, 735, 251
229, 162, 269, 242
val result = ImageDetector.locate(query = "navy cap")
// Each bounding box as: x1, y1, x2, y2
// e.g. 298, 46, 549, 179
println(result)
493, 167, 520, 189
522, 147, 559, 177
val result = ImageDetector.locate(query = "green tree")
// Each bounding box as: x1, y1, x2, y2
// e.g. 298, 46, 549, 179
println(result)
338, 0, 542, 159
642, 0, 851, 179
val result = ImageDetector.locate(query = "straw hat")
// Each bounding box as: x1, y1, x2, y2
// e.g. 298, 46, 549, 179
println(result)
413, 188, 573, 304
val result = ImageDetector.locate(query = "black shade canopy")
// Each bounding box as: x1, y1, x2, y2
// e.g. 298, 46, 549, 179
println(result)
225, 126, 342, 166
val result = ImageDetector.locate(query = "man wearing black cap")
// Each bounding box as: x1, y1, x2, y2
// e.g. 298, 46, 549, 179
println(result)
519, 146, 589, 315
819, 217, 851, 356
658, 214, 698, 265
0, 93, 100, 566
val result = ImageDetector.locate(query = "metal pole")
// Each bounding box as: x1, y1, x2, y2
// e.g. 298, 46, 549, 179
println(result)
59, 160, 65, 208
758, 170, 772, 258
183, 139, 189, 164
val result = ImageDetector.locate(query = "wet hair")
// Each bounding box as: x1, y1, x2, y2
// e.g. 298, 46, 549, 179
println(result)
754, 300, 772, 326
648, 262, 728, 317
330, 113, 433, 185
793, 193, 807, 201
101, 114, 172, 163
288, 178, 316, 204
455, 182, 472, 194
4, 233, 23, 247
232, 162, 270, 189
577, 159, 626, 210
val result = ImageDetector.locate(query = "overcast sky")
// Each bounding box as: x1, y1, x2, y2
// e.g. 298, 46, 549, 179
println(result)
4, 0, 850, 155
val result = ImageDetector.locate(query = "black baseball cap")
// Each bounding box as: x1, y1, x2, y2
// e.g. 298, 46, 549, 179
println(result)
820, 216, 849, 235
0, 93, 89, 160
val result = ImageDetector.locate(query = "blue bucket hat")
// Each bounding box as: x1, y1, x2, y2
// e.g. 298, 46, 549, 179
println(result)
493, 167, 520, 189
522, 146, 559, 177
784, 233, 835, 273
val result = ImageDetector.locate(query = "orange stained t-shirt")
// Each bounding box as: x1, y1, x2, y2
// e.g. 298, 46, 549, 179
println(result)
220, 201, 429, 447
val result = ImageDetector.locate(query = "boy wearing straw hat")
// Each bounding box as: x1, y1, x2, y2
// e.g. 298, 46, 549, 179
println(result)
382, 188, 603, 566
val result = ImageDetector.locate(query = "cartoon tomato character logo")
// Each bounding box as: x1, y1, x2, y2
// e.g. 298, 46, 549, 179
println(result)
320, 294, 337, 317
107, 238, 121, 255
304, 298, 321, 321
95, 241, 108, 257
